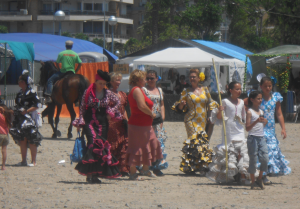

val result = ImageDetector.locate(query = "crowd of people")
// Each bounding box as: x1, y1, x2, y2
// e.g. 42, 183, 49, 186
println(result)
0, 67, 291, 190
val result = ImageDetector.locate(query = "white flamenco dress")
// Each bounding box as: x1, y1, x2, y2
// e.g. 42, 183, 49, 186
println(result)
206, 99, 251, 183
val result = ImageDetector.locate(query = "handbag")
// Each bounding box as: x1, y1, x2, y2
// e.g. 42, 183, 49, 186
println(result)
152, 112, 163, 126
70, 132, 87, 164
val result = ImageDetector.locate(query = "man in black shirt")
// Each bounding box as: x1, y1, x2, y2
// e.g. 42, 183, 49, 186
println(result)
175, 75, 190, 94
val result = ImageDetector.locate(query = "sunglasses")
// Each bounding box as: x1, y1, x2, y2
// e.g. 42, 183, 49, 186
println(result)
146, 77, 155, 81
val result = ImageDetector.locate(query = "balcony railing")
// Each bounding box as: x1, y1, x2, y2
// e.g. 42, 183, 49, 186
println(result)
73, 33, 129, 40
40, 10, 116, 16
0, 10, 28, 15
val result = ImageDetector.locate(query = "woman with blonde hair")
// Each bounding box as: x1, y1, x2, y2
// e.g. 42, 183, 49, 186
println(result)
172, 69, 218, 174
126, 69, 163, 180
107, 72, 130, 176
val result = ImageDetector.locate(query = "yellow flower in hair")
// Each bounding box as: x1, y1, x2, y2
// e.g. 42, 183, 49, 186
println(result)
199, 72, 205, 82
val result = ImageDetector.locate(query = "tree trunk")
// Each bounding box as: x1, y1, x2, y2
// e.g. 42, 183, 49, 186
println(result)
152, 2, 159, 45
259, 15, 263, 37
170, 4, 175, 24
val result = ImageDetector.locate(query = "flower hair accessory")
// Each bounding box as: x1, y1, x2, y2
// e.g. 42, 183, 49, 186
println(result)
270, 76, 277, 85
199, 72, 205, 82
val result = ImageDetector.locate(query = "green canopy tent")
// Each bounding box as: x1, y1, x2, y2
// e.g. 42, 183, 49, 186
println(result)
247, 45, 300, 92
0, 41, 34, 100
247, 45, 300, 119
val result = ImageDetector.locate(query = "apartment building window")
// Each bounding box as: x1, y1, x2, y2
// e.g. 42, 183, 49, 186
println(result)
54, 3, 60, 12
93, 22, 103, 33
84, 3, 93, 11
94, 3, 103, 11
43, 4, 52, 11
121, 4, 127, 15
77, 3, 81, 10
104, 3, 108, 12
0, 2, 9, 11
10, 1, 18, 11
83, 22, 93, 33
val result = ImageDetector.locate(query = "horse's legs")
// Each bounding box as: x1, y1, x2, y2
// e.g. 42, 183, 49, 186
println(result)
65, 102, 76, 139
55, 104, 62, 137
47, 103, 57, 138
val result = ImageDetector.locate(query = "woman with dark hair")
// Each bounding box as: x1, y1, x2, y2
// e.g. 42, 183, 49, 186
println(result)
172, 69, 218, 174
73, 70, 122, 183
259, 76, 290, 184
10, 70, 42, 167
142, 70, 168, 176
206, 81, 251, 184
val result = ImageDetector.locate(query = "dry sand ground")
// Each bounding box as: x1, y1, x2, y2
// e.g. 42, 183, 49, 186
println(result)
0, 118, 299, 209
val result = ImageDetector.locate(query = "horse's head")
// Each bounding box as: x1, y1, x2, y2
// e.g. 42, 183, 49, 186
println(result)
39, 61, 59, 87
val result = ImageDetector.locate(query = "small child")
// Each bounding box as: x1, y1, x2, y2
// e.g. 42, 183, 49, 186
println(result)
0, 105, 14, 170
245, 91, 268, 190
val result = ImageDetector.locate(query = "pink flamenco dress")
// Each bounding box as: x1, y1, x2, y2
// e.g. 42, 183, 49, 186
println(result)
72, 84, 122, 178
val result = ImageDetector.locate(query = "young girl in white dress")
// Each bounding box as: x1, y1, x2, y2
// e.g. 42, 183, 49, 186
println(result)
206, 81, 251, 184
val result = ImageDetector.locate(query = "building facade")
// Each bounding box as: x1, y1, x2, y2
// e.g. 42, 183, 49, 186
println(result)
0, 0, 134, 43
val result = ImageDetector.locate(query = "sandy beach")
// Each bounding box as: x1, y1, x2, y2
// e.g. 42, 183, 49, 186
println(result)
0, 118, 299, 209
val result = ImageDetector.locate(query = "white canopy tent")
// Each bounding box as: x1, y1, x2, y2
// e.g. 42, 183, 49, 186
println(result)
133, 48, 234, 68
133, 48, 246, 92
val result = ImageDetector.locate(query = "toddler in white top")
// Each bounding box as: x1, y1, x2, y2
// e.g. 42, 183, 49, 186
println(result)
246, 91, 268, 190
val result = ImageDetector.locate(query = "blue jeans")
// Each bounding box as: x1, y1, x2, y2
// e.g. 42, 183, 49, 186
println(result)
45, 71, 63, 96
247, 135, 269, 174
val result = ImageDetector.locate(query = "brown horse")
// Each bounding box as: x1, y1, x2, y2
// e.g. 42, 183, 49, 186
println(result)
39, 61, 90, 138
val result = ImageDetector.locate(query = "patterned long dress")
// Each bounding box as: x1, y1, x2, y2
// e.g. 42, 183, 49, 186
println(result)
142, 87, 168, 171
260, 92, 291, 175
10, 87, 42, 146
107, 91, 130, 173
72, 86, 122, 178
172, 87, 218, 173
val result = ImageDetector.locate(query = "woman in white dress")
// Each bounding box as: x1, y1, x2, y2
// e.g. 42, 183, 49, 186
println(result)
206, 81, 251, 184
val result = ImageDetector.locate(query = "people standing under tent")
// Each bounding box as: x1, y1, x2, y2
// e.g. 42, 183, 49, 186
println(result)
172, 69, 218, 174
126, 69, 163, 180
245, 91, 269, 190
0, 105, 14, 170
44, 40, 82, 104
72, 70, 122, 183
175, 75, 190, 95
107, 72, 130, 176
142, 70, 168, 176
259, 77, 291, 184
10, 70, 43, 167
206, 81, 251, 185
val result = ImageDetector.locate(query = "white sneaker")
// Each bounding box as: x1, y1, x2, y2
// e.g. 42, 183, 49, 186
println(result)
27, 163, 36, 167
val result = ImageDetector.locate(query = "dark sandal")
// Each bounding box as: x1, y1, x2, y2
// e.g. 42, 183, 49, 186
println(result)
153, 169, 164, 177
129, 173, 143, 181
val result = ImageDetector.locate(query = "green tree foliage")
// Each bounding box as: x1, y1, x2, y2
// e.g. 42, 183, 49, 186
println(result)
123, 37, 151, 55
267, 0, 300, 45
62, 31, 72, 37
75, 33, 89, 41
92, 38, 104, 48
226, 0, 276, 52
0, 25, 8, 33
180, 0, 223, 40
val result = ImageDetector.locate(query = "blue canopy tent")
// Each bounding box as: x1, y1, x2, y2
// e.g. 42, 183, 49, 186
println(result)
0, 33, 118, 85
0, 33, 118, 62
192, 40, 253, 91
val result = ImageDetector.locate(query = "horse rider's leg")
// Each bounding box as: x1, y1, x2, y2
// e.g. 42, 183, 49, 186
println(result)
45, 72, 62, 104
65, 102, 76, 139
55, 104, 62, 137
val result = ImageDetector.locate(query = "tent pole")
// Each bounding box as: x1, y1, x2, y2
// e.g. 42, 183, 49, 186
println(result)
212, 58, 228, 183
4, 43, 7, 102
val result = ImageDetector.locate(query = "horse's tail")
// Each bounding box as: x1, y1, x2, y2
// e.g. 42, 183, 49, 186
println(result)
77, 75, 90, 104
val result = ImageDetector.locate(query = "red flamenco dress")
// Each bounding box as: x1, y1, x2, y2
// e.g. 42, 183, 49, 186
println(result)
107, 91, 130, 173
72, 83, 122, 178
